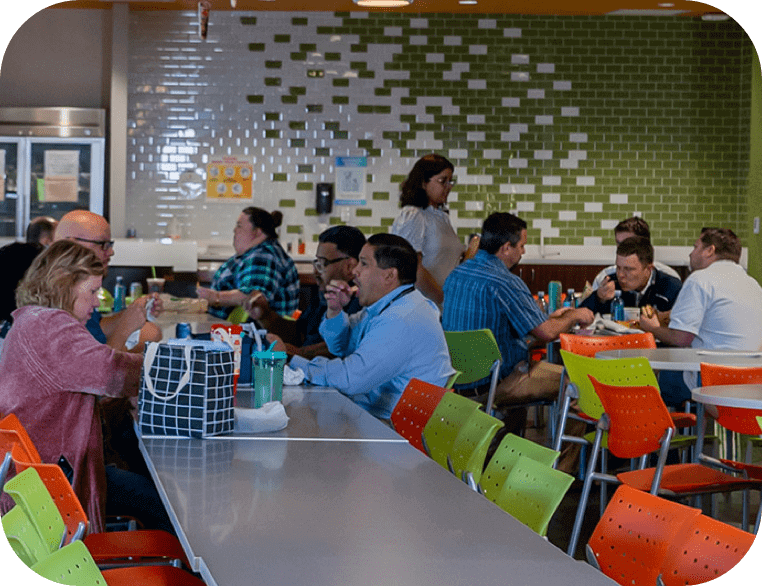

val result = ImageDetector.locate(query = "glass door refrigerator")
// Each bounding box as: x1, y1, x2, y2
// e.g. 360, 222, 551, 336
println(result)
0, 107, 105, 241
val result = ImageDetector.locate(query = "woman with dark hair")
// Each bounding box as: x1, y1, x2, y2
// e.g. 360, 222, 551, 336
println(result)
0, 241, 168, 534
391, 154, 465, 305
197, 207, 299, 319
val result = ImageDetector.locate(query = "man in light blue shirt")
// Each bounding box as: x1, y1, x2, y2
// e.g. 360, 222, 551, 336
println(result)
289, 233, 455, 420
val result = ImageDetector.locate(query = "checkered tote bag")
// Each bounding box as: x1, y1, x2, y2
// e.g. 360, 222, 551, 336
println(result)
139, 340, 235, 438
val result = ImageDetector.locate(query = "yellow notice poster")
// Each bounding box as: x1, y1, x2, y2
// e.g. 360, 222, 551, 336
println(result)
206, 157, 253, 200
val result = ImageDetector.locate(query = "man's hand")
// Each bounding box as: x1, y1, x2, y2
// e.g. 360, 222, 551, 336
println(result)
264, 333, 287, 353
243, 291, 269, 320
572, 307, 595, 327
196, 285, 215, 303
596, 274, 616, 302
324, 280, 354, 318
638, 311, 660, 333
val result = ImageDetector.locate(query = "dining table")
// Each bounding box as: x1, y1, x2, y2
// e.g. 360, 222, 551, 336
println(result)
594, 347, 762, 371
152, 311, 229, 341
136, 385, 615, 586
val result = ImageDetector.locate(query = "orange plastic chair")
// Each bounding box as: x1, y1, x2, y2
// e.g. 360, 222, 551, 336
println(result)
0, 414, 42, 462
559, 332, 657, 358
12, 454, 192, 570
586, 485, 701, 586
567, 377, 762, 556
390, 378, 449, 454
658, 513, 756, 586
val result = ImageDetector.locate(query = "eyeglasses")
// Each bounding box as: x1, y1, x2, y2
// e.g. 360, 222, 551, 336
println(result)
73, 237, 115, 251
312, 256, 349, 272
430, 177, 456, 187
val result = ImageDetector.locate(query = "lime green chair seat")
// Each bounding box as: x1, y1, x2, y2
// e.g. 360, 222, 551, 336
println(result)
422, 392, 481, 470
444, 330, 502, 416
32, 540, 108, 586
493, 455, 574, 536
2, 505, 49, 567
447, 409, 503, 488
478, 433, 560, 502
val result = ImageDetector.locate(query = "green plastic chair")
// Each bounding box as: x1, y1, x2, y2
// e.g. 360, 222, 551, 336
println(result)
31, 540, 109, 585
421, 392, 481, 470
444, 330, 502, 416
478, 433, 560, 502
2, 505, 49, 567
31, 539, 207, 586
447, 409, 503, 489
493, 455, 574, 536
3, 467, 66, 554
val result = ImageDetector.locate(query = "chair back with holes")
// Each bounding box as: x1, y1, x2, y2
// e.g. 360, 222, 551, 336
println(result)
586, 485, 701, 586
13, 457, 89, 545
0, 414, 41, 463
444, 329, 502, 414
493, 455, 574, 536
659, 513, 755, 586
390, 378, 449, 453
590, 376, 674, 459
700, 363, 762, 435
31, 540, 108, 586
559, 352, 659, 420
3, 467, 66, 556
559, 332, 656, 357
422, 392, 480, 469
2, 505, 50, 567
447, 410, 502, 484
479, 434, 560, 502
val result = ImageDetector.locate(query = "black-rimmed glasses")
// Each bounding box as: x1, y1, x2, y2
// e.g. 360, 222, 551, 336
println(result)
74, 237, 115, 251
312, 256, 349, 272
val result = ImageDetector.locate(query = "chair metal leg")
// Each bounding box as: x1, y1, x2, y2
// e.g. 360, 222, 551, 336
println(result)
599, 449, 608, 518
567, 427, 605, 557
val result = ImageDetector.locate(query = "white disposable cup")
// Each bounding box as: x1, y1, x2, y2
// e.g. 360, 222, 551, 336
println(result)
146, 277, 166, 293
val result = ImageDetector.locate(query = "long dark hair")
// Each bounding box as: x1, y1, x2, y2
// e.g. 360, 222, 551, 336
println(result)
399, 154, 454, 209
242, 207, 283, 240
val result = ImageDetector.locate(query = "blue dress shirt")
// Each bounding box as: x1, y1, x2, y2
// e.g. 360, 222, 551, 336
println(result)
289, 284, 455, 420
442, 250, 546, 382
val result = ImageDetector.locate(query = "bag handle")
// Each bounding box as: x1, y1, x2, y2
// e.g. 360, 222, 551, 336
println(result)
143, 342, 194, 402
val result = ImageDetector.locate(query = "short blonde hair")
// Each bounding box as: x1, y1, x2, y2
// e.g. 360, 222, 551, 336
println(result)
16, 240, 105, 314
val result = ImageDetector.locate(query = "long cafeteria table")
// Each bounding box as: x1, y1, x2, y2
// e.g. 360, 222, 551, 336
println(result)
137, 386, 614, 586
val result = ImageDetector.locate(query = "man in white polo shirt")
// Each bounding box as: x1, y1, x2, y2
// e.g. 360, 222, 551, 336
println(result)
640, 227, 762, 406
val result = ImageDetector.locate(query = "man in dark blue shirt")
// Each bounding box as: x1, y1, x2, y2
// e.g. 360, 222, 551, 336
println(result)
579, 236, 682, 315
245, 225, 366, 359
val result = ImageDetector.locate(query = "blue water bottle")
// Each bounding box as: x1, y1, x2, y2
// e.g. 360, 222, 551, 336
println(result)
113, 276, 126, 313
611, 290, 625, 321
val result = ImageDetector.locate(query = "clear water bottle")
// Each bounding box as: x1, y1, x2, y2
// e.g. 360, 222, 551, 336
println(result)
566, 288, 576, 308
611, 289, 625, 321
536, 290, 547, 314
113, 276, 126, 313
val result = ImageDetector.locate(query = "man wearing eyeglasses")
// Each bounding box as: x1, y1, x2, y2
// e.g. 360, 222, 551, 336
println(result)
55, 210, 162, 353
245, 225, 366, 359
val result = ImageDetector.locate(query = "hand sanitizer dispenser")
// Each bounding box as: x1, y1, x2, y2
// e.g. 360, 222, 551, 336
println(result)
316, 183, 334, 215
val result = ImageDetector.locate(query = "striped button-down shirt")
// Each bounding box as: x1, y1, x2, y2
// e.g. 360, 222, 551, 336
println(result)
442, 250, 546, 382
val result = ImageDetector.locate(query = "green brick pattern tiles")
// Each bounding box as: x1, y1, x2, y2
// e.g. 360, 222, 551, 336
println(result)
126, 11, 752, 246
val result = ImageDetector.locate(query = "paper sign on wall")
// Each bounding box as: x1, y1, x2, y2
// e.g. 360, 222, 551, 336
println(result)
335, 156, 366, 206
43, 150, 79, 202
206, 156, 253, 200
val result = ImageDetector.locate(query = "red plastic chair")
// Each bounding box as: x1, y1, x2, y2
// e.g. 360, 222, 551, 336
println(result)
658, 513, 756, 585
567, 377, 762, 557
586, 485, 701, 586
390, 378, 449, 453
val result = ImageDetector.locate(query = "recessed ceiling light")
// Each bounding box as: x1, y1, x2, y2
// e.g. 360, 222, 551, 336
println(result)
657, 2, 674, 7
459, 1, 479, 5
702, 13, 730, 21
353, 0, 413, 6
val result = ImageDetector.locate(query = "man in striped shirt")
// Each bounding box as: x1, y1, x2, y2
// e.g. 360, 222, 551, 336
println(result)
442, 212, 593, 412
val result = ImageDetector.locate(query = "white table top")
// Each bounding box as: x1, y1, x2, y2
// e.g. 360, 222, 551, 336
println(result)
138, 435, 614, 586
691, 384, 762, 410
596, 348, 762, 371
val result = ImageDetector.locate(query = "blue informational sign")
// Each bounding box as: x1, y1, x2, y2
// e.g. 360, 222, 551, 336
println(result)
335, 156, 366, 206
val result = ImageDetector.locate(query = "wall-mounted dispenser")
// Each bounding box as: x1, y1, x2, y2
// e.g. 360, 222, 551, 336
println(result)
316, 183, 334, 215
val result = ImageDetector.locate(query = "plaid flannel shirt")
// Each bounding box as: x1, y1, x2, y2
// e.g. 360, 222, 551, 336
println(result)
209, 239, 299, 319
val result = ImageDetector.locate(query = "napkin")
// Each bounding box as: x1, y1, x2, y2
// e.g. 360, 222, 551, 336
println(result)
590, 313, 644, 334
234, 401, 289, 433
283, 364, 305, 385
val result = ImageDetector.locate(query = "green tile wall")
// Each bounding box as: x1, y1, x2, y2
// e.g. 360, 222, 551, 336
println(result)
127, 12, 753, 247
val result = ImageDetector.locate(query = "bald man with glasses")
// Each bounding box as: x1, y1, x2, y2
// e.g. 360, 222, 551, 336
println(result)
55, 210, 162, 353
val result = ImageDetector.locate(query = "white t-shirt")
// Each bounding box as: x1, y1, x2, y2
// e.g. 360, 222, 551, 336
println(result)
391, 205, 465, 287
592, 260, 681, 290
668, 260, 762, 388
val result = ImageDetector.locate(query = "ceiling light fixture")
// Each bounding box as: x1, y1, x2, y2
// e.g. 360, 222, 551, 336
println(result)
353, 0, 413, 7
459, 1, 479, 4
701, 13, 730, 21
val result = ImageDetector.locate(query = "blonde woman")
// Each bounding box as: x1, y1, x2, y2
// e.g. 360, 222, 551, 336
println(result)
0, 241, 169, 534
